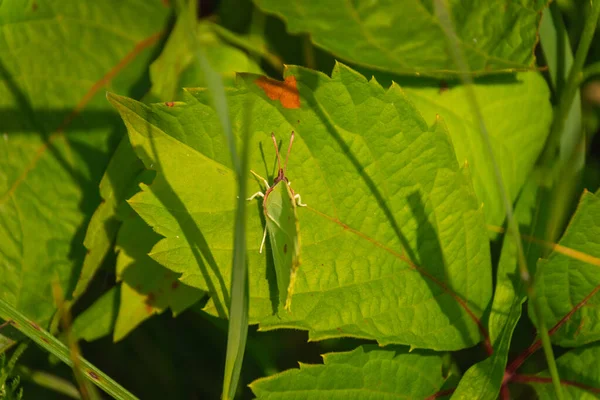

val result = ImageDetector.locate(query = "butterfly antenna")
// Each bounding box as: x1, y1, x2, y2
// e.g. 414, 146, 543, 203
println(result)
284, 131, 295, 174
270, 132, 282, 171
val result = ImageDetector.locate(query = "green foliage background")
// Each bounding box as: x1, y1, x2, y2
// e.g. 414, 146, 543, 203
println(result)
1, 0, 600, 399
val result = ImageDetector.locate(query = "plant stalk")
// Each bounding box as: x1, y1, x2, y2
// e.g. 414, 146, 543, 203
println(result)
434, 1, 564, 398
541, 0, 600, 166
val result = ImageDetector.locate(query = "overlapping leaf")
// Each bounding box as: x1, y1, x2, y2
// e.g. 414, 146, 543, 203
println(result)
451, 178, 541, 399
0, 0, 169, 327
404, 73, 552, 228
254, 0, 548, 77
148, 19, 263, 102
109, 62, 492, 350
250, 345, 448, 399
527, 342, 600, 399
113, 211, 203, 341
74, 11, 266, 340
531, 190, 600, 347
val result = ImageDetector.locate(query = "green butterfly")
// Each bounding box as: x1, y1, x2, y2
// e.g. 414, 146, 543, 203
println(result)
248, 132, 306, 313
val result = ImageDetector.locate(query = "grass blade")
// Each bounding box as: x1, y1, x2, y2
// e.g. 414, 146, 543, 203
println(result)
0, 299, 138, 400
174, 1, 251, 398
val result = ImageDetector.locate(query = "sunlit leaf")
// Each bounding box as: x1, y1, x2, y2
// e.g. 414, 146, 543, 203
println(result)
404, 73, 552, 227
250, 345, 449, 399
108, 62, 493, 350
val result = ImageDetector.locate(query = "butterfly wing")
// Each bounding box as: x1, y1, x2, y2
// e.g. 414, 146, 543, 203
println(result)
264, 182, 301, 313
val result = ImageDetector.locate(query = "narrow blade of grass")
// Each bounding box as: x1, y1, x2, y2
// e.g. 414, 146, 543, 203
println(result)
0, 299, 139, 400
174, 1, 251, 399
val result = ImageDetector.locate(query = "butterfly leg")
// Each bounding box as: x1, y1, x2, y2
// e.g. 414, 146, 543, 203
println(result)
247, 191, 264, 201
259, 225, 268, 254
294, 193, 307, 207
250, 170, 270, 189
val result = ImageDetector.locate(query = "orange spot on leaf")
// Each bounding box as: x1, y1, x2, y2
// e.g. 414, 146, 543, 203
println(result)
255, 75, 300, 109
165, 101, 175, 107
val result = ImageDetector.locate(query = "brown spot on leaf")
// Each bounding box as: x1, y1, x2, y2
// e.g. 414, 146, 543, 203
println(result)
41, 337, 50, 344
32, 2, 38, 11
88, 371, 100, 380
255, 75, 300, 109
439, 80, 448, 94
144, 293, 156, 314
30, 321, 41, 331
284, 243, 288, 254
172, 281, 180, 290
165, 101, 175, 107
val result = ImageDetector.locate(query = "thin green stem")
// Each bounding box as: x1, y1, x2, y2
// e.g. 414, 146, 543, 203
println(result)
434, 1, 564, 399
17, 366, 81, 399
541, 0, 600, 166
7, 342, 28, 373
531, 299, 563, 397
303, 35, 316, 70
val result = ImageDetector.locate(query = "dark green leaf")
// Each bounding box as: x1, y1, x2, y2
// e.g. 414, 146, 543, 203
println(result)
254, 0, 548, 77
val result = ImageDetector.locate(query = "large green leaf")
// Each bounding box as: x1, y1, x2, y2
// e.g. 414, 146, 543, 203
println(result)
108, 62, 492, 350
250, 345, 448, 399
404, 73, 552, 228
526, 342, 600, 399
531, 190, 600, 347
254, 0, 548, 77
0, 0, 169, 327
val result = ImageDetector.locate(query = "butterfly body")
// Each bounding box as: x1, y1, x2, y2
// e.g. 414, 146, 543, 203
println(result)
248, 133, 305, 312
